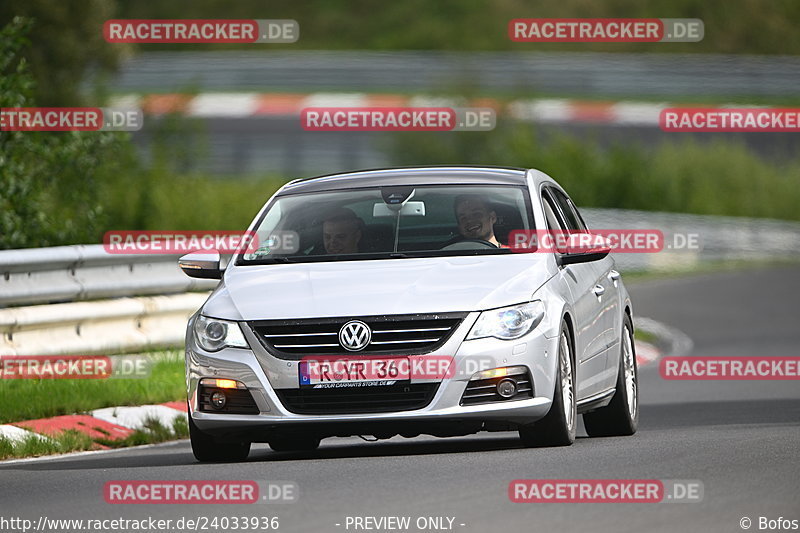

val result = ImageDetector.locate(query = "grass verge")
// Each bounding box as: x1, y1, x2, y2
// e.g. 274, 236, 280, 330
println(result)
0, 351, 185, 424
633, 329, 658, 344
0, 350, 189, 460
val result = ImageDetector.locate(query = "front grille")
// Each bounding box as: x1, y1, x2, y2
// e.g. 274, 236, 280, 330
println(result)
198, 385, 260, 414
276, 382, 439, 414
460, 372, 534, 406
250, 313, 466, 358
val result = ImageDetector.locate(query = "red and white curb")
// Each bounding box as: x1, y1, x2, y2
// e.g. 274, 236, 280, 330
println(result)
0, 424, 50, 444
636, 316, 693, 362
109, 92, 760, 127
91, 402, 187, 432
0, 402, 187, 448
635, 340, 661, 366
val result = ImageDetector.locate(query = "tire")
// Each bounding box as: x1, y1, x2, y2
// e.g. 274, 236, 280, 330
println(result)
519, 322, 577, 447
583, 315, 639, 437
269, 435, 321, 452
189, 415, 251, 462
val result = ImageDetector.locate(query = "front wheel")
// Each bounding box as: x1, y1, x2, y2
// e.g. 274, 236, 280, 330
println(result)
583, 315, 639, 437
519, 323, 576, 447
189, 415, 251, 462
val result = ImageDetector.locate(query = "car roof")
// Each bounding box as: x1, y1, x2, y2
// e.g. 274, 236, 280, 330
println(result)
277, 166, 530, 195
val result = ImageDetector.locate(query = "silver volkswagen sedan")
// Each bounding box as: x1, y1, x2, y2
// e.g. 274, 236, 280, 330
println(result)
180, 166, 639, 462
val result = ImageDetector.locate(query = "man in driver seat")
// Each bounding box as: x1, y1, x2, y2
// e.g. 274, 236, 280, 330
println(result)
454, 195, 504, 247
322, 207, 364, 254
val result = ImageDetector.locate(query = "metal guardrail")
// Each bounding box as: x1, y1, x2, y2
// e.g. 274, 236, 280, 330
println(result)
1, 209, 799, 355
582, 208, 800, 271
2, 210, 800, 307
0, 293, 208, 356
0, 247, 216, 355
0, 245, 216, 307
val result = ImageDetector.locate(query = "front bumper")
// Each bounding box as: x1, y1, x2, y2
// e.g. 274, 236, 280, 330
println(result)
186, 312, 560, 439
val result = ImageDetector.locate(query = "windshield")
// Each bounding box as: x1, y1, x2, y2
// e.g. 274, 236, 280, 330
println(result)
239, 184, 534, 264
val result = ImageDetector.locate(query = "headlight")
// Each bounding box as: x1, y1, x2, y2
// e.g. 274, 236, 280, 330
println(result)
466, 301, 545, 341
193, 315, 248, 352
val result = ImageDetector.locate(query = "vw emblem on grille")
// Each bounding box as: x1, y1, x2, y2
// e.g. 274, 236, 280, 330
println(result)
339, 320, 371, 351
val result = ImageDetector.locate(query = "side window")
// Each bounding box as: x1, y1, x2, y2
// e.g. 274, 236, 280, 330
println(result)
567, 197, 589, 231
550, 189, 586, 231
541, 190, 569, 253
541, 190, 564, 231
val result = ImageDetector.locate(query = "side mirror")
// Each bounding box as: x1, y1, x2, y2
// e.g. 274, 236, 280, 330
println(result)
557, 233, 611, 266
179, 251, 222, 280
558, 249, 610, 266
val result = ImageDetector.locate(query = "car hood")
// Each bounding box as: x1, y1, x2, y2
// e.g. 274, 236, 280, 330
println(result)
203, 255, 554, 320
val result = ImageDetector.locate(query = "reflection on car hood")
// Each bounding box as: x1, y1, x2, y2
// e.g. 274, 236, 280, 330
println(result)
203, 255, 554, 320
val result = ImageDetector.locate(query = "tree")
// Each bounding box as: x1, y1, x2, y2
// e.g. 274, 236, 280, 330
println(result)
0, 16, 136, 249
0, 0, 122, 106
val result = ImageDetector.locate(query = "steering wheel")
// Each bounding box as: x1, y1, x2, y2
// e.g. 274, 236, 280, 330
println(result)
440, 237, 499, 251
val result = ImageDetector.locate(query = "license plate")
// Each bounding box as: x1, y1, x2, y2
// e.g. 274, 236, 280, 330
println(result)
299, 357, 410, 388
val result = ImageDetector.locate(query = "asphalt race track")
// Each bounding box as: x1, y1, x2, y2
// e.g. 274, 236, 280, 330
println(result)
1, 266, 798, 533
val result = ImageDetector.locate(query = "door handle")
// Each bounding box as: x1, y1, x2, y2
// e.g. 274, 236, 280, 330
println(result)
608, 270, 621, 282
592, 284, 605, 297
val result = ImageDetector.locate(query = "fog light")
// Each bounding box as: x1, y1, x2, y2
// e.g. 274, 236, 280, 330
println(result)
496, 378, 518, 398
210, 391, 227, 409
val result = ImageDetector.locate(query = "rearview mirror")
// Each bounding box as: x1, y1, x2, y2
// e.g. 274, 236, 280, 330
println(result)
373, 201, 426, 218
178, 251, 223, 279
